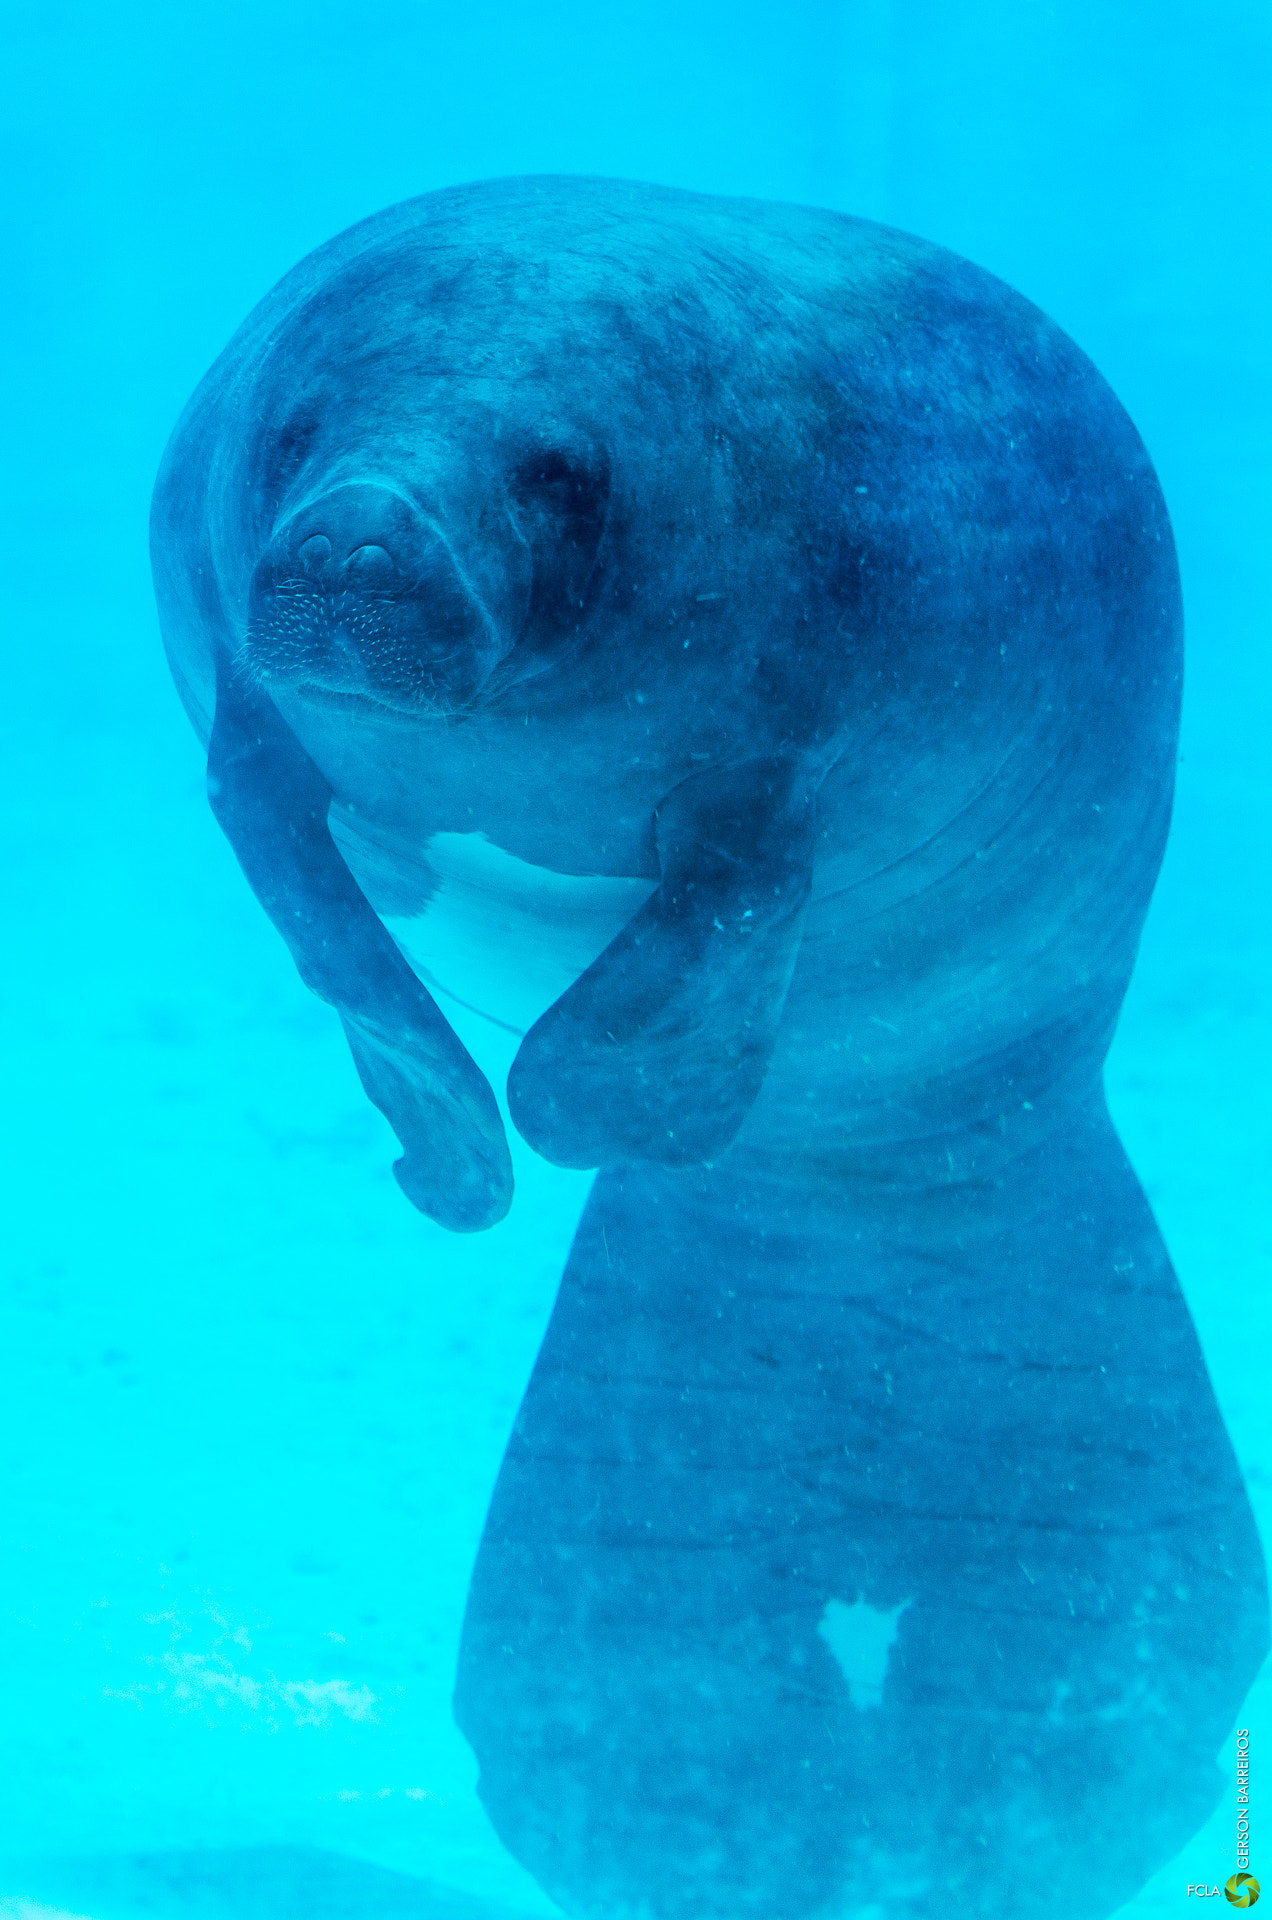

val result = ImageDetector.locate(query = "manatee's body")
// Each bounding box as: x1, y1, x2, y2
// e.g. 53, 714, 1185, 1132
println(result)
151, 177, 1267, 1920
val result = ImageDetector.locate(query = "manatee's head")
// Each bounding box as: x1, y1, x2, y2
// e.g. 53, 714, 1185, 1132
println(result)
239, 440, 611, 718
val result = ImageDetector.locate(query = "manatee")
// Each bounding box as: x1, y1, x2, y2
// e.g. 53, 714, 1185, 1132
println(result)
151, 176, 1267, 1920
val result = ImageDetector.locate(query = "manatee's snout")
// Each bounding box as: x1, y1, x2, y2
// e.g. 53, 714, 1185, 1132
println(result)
275, 482, 427, 590
244, 481, 514, 714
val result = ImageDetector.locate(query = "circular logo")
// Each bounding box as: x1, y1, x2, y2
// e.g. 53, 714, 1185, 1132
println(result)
1226, 1874, 1260, 1908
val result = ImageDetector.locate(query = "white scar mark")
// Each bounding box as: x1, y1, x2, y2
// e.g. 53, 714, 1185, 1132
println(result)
382, 832, 656, 1039
818, 1596, 912, 1710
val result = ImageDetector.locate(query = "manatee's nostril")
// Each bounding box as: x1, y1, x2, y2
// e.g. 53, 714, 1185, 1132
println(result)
297, 533, 332, 574
345, 542, 395, 581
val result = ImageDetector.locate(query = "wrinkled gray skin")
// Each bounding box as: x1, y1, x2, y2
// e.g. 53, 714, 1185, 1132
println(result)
152, 178, 1267, 1920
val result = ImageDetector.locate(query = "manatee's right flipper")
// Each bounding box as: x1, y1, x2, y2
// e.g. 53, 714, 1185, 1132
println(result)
507, 756, 817, 1169
207, 671, 513, 1231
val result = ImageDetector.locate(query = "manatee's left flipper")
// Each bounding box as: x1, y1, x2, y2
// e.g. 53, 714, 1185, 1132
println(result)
507, 758, 816, 1168
207, 675, 513, 1231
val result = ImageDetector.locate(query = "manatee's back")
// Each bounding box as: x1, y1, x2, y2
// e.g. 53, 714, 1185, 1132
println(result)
723, 201, 1186, 1184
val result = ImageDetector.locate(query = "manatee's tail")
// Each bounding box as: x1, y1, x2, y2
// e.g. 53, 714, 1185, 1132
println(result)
455, 1111, 1267, 1920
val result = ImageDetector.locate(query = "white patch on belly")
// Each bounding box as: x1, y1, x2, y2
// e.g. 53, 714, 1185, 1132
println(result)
818, 1597, 911, 1710
382, 832, 657, 1039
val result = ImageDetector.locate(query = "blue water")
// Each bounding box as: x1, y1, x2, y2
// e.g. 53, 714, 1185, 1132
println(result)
2, 4, 1268, 1916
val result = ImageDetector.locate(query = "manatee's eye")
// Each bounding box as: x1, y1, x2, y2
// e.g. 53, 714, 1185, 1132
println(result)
510, 446, 610, 646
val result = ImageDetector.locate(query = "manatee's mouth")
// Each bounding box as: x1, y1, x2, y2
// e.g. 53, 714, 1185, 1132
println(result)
242, 580, 482, 717
275, 673, 438, 722
242, 482, 510, 717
